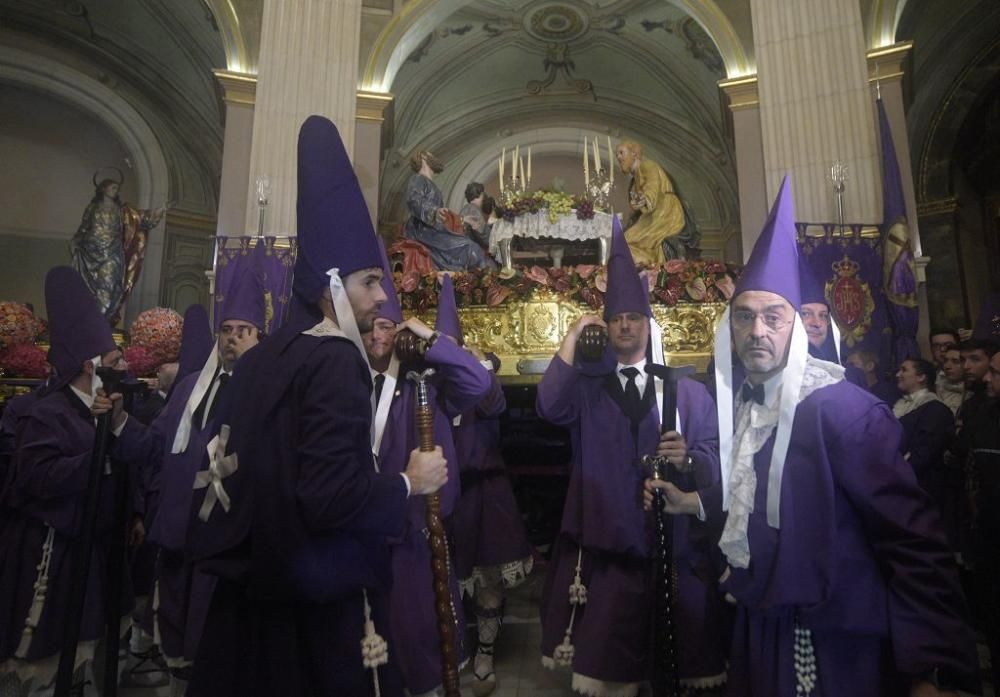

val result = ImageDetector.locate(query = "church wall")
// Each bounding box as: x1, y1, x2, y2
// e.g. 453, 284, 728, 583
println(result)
0, 82, 138, 319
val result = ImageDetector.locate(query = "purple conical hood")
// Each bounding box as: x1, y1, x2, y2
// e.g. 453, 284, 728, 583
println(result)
733, 176, 801, 310
798, 257, 828, 308
603, 215, 652, 320
176, 304, 213, 382
376, 237, 403, 323
45, 266, 116, 386
293, 115, 381, 304
435, 274, 464, 344
220, 257, 266, 330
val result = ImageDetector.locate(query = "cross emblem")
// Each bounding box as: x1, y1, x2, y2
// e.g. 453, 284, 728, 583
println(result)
193, 424, 239, 521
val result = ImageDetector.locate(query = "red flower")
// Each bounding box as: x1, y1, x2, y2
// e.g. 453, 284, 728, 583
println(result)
524, 265, 550, 286
574, 264, 597, 278
130, 308, 183, 364
664, 260, 686, 274
0, 343, 48, 378
124, 345, 159, 377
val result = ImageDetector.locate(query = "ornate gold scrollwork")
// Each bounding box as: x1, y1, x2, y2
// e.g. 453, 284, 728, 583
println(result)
417, 289, 724, 382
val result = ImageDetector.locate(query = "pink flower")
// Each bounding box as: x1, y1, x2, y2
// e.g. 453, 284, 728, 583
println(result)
664, 260, 686, 274
716, 275, 736, 300
686, 278, 708, 301
400, 270, 420, 292
486, 284, 512, 307
594, 270, 608, 293
525, 265, 550, 286
574, 264, 597, 278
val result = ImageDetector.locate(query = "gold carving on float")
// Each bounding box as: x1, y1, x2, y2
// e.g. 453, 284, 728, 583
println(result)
415, 288, 724, 383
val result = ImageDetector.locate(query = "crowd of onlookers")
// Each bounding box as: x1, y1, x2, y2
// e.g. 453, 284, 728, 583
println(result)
846, 326, 1000, 688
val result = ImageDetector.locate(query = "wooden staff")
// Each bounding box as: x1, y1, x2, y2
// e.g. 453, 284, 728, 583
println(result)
641, 362, 694, 697
405, 366, 461, 697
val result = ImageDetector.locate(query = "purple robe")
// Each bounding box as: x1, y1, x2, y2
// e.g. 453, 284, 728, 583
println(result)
0, 388, 132, 667
450, 369, 533, 584
184, 308, 410, 697
536, 356, 729, 685
114, 371, 218, 662
700, 380, 978, 696
376, 338, 491, 693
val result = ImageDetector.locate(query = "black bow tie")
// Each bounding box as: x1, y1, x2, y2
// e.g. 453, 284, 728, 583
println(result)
742, 382, 765, 405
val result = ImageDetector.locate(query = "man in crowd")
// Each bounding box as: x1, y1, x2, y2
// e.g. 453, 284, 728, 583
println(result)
0, 267, 132, 695
646, 178, 978, 696
184, 116, 448, 697
537, 218, 726, 696
363, 251, 490, 696
846, 348, 901, 404
108, 268, 265, 696
938, 344, 966, 415
930, 329, 961, 370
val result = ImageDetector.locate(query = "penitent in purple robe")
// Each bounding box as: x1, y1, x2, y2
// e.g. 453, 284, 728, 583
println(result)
114, 370, 219, 663
536, 356, 729, 689
183, 309, 411, 697
376, 338, 491, 694
0, 388, 133, 680
450, 366, 533, 593
702, 380, 978, 696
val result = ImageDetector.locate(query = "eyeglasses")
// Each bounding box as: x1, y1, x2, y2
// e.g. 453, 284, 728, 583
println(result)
731, 309, 792, 332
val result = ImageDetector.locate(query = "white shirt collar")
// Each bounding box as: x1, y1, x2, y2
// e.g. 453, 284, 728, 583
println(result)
742, 370, 784, 411
70, 384, 94, 409
616, 357, 648, 393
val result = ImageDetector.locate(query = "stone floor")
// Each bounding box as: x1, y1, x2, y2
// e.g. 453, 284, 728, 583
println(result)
115, 569, 993, 697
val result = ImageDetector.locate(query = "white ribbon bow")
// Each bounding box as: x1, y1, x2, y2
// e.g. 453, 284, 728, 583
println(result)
193, 424, 239, 521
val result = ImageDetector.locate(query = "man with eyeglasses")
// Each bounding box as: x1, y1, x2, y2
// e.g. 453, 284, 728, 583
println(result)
0, 267, 135, 695
646, 179, 977, 696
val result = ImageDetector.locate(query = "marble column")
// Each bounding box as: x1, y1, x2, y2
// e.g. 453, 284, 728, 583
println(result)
213, 70, 256, 239
245, 0, 363, 237
749, 0, 881, 224
719, 75, 766, 262
354, 90, 394, 226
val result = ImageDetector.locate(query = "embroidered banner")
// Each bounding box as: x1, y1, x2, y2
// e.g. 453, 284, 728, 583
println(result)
213, 237, 298, 333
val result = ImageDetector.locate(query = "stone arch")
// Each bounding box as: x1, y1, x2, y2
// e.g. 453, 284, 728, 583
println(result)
361, 0, 753, 92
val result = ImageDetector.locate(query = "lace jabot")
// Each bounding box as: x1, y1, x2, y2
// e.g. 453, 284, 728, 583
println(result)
719, 357, 843, 569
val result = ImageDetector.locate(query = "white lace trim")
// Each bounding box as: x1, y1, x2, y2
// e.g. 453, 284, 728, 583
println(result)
459, 556, 534, 598
892, 388, 942, 418
680, 670, 728, 689
720, 357, 843, 569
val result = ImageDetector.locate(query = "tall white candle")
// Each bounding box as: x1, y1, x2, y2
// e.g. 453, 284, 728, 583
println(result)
584, 138, 590, 188
593, 137, 601, 173
607, 136, 614, 185
527, 147, 532, 187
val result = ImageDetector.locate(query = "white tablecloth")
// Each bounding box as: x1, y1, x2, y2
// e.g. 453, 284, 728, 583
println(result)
489, 211, 619, 256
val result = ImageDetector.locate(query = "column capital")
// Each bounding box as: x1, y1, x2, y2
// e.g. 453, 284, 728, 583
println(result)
917, 197, 958, 217
867, 41, 913, 85
718, 75, 758, 111
213, 69, 257, 107
356, 90, 394, 123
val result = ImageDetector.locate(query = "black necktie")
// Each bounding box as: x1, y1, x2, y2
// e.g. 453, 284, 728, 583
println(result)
742, 381, 765, 405
620, 367, 642, 413
206, 372, 230, 422
373, 373, 386, 405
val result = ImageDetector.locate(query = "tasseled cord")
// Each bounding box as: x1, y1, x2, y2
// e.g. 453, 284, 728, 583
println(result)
360, 589, 388, 697
554, 547, 588, 666
16, 526, 55, 657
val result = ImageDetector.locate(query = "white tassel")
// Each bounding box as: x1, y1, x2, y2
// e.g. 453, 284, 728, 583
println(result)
360, 590, 387, 697
15, 526, 55, 658
554, 547, 587, 667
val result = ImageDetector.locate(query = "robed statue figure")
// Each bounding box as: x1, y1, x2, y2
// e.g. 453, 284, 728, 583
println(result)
71, 171, 165, 325
616, 140, 699, 263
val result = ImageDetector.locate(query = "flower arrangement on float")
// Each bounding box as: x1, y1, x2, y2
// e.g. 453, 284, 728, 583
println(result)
128, 307, 184, 373
496, 191, 597, 224
0, 301, 38, 350
0, 343, 48, 379
391, 260, 741, 312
